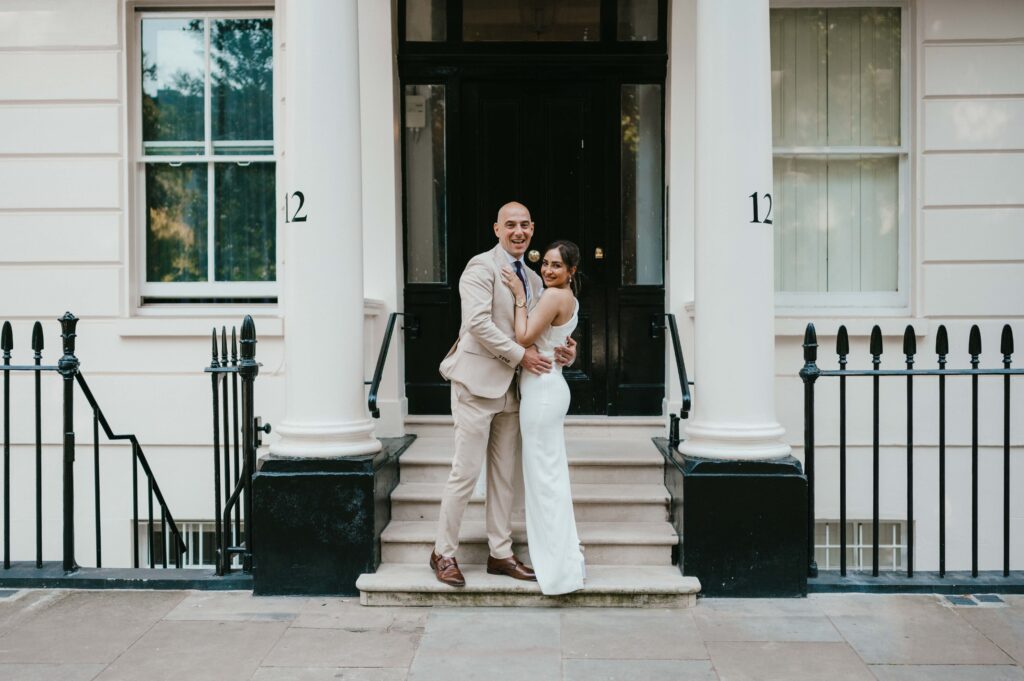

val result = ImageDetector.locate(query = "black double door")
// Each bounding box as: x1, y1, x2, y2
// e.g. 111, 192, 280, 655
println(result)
404, 78, 664, 415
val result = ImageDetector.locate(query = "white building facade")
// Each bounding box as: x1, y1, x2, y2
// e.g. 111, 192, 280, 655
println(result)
0, 0, 1022, 586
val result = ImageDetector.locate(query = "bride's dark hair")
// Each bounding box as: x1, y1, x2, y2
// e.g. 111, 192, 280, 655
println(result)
545, 240, 582, 296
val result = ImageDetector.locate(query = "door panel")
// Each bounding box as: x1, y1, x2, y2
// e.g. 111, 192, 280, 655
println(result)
403, 77, 663, 415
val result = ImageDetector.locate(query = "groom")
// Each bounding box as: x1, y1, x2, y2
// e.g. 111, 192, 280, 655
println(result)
432, 201, 576, 587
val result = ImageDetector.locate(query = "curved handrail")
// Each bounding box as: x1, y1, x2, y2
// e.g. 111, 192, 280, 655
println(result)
664, 313, 692, 419
368, 312, 416, 419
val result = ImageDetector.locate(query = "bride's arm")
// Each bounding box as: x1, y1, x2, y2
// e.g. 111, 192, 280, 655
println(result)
513, 291, 560, 347
500, 267, 560, 347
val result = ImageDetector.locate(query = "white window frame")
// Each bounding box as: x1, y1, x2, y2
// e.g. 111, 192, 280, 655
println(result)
132, 8, 279, 302
815, 519, 907, 572
770, 0, 911, 315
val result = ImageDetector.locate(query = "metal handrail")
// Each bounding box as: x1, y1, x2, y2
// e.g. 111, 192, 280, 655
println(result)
664, 313, 693, 419
651, 313, 693, 449
367, 312, 417, 419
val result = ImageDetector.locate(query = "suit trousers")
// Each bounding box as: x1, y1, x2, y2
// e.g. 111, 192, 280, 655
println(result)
434, 379, 520, 559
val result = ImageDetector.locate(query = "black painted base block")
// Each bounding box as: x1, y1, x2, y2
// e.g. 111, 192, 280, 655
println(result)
656, 438, 808, 598
252, 436, 414, 596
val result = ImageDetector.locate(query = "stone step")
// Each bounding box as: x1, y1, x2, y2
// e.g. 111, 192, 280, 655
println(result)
399, 437, 664, 485
380, 520, 678, 566
390, 482, 669, 523
356, 563, 700, 607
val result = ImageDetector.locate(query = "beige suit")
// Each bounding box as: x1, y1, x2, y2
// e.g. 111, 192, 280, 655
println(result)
435, 244, 543, 559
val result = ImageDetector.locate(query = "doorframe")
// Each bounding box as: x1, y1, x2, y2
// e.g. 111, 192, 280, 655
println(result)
397, 0, 670, 415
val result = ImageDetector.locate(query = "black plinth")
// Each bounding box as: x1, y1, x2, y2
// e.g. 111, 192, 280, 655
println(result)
252, 435, 414, 596
656, 438, 808, 598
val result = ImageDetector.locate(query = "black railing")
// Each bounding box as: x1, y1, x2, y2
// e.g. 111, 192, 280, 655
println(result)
367, 312, 417, 419
0, 312, 186, 572
801, 322, 1020, 580
205, 317, 268, 575
652, 313, 693, 447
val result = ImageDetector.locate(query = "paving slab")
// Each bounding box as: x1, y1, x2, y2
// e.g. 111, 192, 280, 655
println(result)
0, 662, 105, 681
252, 668, 407, 681
870, 665, 1024, 681
294, 598, 428, 631
563, 659, 718, 681
164, 591, 307, 622
694, 598, 842, 642
94, 620, 287, 681
0, 590, 185, 664
560, 608, 707, 660
815, 594, 1014, 665
956, 600, 1024, 665
0, 590, 68, 636
409, 609, 561, 681
263, 627, 420, 669
707, 641, 875, 681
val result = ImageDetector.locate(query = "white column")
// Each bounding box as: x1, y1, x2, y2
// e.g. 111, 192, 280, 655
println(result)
680, 0, 790, 461
271, 0, 381, 458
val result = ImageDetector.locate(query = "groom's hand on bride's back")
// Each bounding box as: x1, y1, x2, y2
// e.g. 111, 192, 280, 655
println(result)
554, 337, 577, 367
521, 346, 553, 375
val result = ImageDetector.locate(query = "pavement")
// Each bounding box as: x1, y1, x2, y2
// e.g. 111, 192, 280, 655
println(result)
0, 589, 1021, 680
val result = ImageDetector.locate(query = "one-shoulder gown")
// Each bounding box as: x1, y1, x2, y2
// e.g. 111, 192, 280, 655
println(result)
518, 300, 585, 595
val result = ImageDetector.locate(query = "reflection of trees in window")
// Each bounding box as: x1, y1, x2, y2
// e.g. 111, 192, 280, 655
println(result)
215, 164, 276, 282
146, 164, 207, 282
142, 20, 204, 143
212, 19, 274, 142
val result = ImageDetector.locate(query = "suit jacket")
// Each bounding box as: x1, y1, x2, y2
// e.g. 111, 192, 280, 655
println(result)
439, 244, 544, 399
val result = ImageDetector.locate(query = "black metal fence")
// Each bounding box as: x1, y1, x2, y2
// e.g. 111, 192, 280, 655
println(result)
0, 312, 187, 572
205, 317, 268, 576
801, 322, 1021, 580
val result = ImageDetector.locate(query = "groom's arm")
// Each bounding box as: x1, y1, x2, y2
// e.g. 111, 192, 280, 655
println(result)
461, 260, 526, 368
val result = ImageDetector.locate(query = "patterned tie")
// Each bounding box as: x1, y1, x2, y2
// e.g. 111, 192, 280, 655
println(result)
514, 260, 528, 303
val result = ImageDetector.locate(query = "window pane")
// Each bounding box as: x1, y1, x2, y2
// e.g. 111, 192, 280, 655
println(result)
146, 163, 208, 282
406, 0, 447, 41
212, 19, 274, 146
464, 0, 599, 42
214, 163, 276, 281
618, 0, 658, 41
404, 85, 447, 284
773, 155, 898, 292
621, 84, 663, 286
771, 8, 900, 147
141, 19, 205, 145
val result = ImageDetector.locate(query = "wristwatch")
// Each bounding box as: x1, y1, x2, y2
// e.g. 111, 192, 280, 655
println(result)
515, 299, 526, 308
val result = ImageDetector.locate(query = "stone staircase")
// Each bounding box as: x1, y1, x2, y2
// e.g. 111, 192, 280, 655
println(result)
357, 421, 701, 607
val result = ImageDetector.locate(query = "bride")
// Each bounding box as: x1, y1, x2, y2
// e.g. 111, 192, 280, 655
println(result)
500, 240, 586, 595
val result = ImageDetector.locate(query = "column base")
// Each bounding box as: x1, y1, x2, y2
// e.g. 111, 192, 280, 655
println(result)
269, 419, 382, 458
252, 436, 414, 595
667, 447, 808, 597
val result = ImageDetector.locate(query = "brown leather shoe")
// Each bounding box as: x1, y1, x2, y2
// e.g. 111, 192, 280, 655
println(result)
487, 554, 537, 581
430, 551, 466, 587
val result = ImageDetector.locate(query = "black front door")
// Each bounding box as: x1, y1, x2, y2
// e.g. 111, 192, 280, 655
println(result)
460, 81, 606, 413
403, 76, 664, 415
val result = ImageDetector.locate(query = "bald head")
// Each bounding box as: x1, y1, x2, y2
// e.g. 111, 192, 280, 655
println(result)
493, 201, 534, 258
496, 201, 530, 224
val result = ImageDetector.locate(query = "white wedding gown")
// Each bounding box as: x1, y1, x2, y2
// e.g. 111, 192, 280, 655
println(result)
518, 300, 585, 595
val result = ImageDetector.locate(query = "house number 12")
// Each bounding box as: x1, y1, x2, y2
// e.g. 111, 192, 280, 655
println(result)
749, 192, 773, 225
285, 191, 308, 223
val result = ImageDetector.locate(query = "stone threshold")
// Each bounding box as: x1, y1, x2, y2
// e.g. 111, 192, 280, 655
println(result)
0, 562, 253, 590
357, 564, 700, 607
